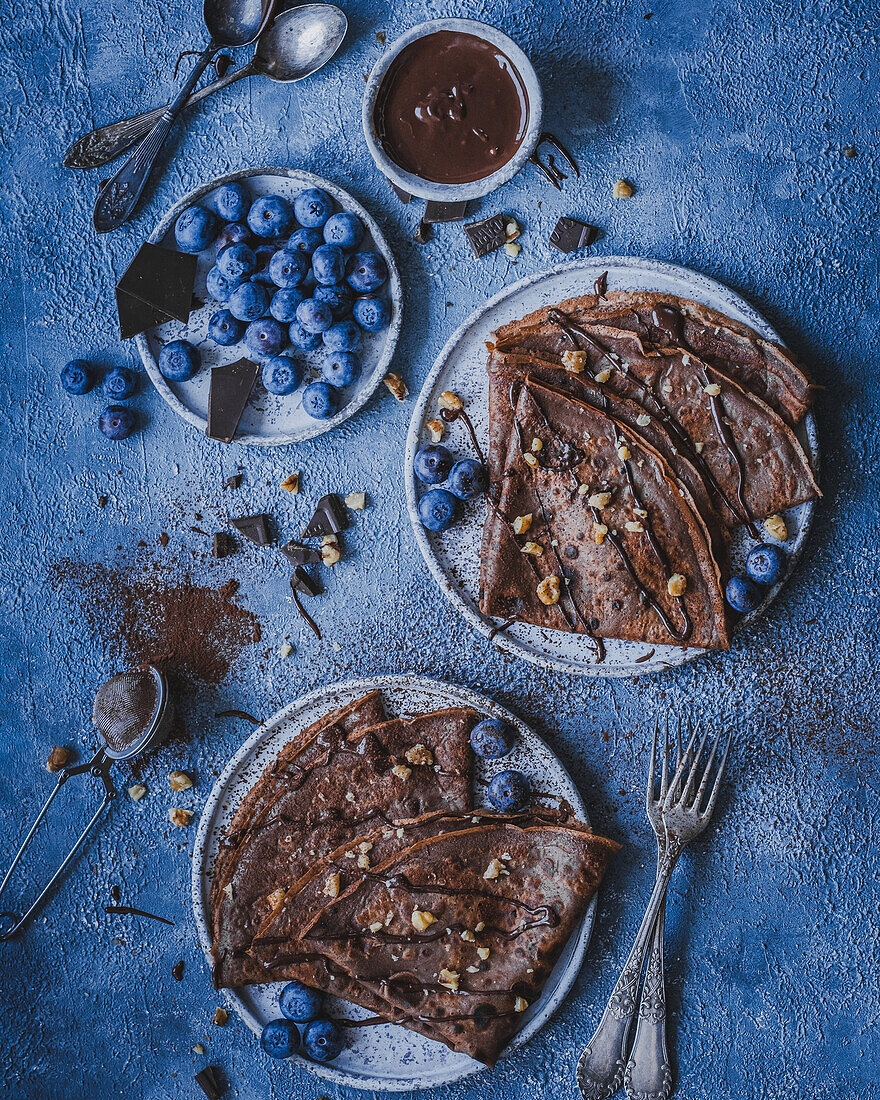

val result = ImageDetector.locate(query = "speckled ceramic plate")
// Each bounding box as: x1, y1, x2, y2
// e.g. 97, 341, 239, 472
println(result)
136, 167, 402, 446
192, 675, 596, 1091
405, 257, 818, 678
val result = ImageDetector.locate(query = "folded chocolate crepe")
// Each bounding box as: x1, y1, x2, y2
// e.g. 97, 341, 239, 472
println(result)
481, 379, 729, 651
488, 319, 818, 532
211, 699, 477, 988
491, 290, 814, 427
272, 820, 619, 1065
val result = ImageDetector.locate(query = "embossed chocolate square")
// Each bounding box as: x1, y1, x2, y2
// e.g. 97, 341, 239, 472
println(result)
549, 217, 599, 254
464, 213, 507, 258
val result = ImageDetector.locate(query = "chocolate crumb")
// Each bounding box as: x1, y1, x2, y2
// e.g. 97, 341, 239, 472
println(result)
159, 532, 169, 548
224, 474, 243, 490
110, 884, 121, 903
842, 145, 858, 158
172, 960, 185, 981
413, 220, 431, 244
375, 31, 386, 44
97, 495, 108, 509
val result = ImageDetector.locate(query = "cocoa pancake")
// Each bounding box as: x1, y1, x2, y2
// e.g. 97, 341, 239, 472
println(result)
211, 706, 478, 988
287, 821, 620, 1065
491, 291, 814, 427
480, 380, 729, 650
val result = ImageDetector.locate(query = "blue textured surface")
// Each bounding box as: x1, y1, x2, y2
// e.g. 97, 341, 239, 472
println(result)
1, 1, 878, 1098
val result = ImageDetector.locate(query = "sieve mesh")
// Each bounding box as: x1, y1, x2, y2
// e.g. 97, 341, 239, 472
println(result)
92, 670, 159, 752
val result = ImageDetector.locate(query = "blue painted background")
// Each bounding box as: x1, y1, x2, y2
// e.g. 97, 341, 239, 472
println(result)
1, 0, 878, 1097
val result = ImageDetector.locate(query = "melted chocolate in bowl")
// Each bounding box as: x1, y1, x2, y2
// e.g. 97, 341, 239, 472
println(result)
376, 31, 529, 186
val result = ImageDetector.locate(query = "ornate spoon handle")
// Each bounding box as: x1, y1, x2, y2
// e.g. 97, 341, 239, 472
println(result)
624, 906, 672, 1100
64, 61, 254, 170
577, 842, 681, 1100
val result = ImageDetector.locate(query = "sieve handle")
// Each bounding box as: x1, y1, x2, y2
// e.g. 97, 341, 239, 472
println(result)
0, 749, 116, 940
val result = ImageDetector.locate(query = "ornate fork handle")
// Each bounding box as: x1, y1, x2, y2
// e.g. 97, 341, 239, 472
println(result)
624, 905, 672, 1100
577, 839, 682, 1100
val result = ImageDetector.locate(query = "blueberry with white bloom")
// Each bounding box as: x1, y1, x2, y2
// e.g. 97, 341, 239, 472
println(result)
296, 298, 333, 334
323, 211, 364, 251
228, 281, 271, 322
208, 309, 246, 346
158, 340, 200, 381
99, 405, 137, 440
448, 458, 487, 500
270, 287, 307, 324
322, 351, 360, 388
746, 543, 786, 587
174, 205, 218, 252
262, 355, 303, 395
417, 488, 459, 532
206, 265, 243, 303
244, 317, 287, 359
353, 296, 390, 332
346, 251, 388, 294
311, 243, 346, 286
486, 770, 530, 812
215, 221, 252, 250
314, 282, 353, 321
302, 1019, 343, 1062
413, 444, 453, 485
279, 980, 323, 1022
247, 194, 296, 238
287, 227, 324, 254
260, 1019, 299, 1060
470, 718, 515, 760
322, 320, 360, 353
213, 181, 250, 223
217, 242, 257, 282
301, 381, 339, 419
294, 187, 334, 228
102, 366, 138, 400
268, 248, 310, 288
725, 575, 762, 613
61, 359, 95, 395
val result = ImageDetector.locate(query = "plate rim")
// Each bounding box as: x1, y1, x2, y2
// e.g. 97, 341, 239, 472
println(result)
191, 673, 596, 1091
136, 166, 403, 447
404, 255, 819, 678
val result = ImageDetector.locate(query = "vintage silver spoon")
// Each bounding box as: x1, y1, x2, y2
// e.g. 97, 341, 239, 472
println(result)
66, 5, 347, 171
93, 0, 277, 233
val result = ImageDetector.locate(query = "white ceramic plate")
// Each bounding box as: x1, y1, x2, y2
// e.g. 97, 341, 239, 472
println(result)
192, 675, 597, 1091
136, 167, 402, 446
405, 257, 818, 678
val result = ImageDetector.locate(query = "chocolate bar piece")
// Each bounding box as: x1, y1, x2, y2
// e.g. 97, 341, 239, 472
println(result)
224, 474, 243, 490
280, 540, 322, 566
116, 243, 198, 338
549, 217, 599, 254
231, 514, 272, 547
464, 213, 507, 258
212, 532, 230, 559
301, 494, 348, 538
291, 566, 322, 597
388, 179, 412, 204
423, 200, 470, 224
206, 359, 259, 443
195, 1066, 225, 1100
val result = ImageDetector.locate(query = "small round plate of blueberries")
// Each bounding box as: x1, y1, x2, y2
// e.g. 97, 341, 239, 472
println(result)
136, 167, 402, 446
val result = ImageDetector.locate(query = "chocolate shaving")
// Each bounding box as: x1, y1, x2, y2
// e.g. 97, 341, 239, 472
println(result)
291, 566, 322, 598
172, 960, 185, 981
291, 571, 322, 639
216, 710, 262, 725
594, 270, 608, 297
388, 179, 412, 203
549, 217, 599, 254
231, 514, 272, 547
464, 213, 507, 258
104, 905, 174, 926
413, 220, 431, 244
301, 494, 348, 538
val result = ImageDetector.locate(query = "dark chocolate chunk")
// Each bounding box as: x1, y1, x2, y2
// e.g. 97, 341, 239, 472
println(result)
231, 514, 272, 547
280, 540, 322, 566
195, 1066, 225, 1100
842, 145, 858, 158
301, 494, 348, 538
212, 532, 230, 559
413, 220, 432, 244
206, 359, 259, 443
171, 960, 184, 981
388, 179, 412, 203
464, 213, 507, 258
116, 243, 198, 338
594, 270, 609, 298
549, 217, 599, 254
224, 474, 243, 490
423, 199, 470, 224
292, 566, 322, 597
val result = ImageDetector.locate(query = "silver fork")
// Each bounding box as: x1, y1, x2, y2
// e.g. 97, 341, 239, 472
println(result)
577, 724, 733, 1100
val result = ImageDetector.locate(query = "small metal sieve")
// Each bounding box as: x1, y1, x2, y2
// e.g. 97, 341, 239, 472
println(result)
0, 666, 173, 939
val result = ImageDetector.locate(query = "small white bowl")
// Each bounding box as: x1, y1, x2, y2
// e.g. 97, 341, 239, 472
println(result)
362, 18, 544, 203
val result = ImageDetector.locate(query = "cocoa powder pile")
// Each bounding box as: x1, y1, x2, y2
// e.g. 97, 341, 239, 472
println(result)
50, 559, 261, 684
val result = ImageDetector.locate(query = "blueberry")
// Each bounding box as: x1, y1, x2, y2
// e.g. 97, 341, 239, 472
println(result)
279, 980, 323, 1022
260, 1019, 300, 1060
470, 718, 516, 760
302, 1018, 343, 1062
322, 320, 361, 353
418, 488, 459, 532
158, 340, 200, 381
262, 354, 303, 395
213, 182, 250, 223
61, 359, 95, 395
322, 351, 361, 388
102, 366, 138, 400
725, 575, 762, 613
268, 248, 310, 289
270, 287, 307, 324
206, 265, 243, 303
486, 769, 530, 812
323, 211, 365, 251
346, 251, 388, 294
311, 243, 346, 286
217, 242, 257, 282
287, 227, 324, 254
99, 405, 137, 440
296, 298, 333, 334
288, 320, 324, 351
215, 221, 252, 250
250, 270, 277, 288
353, 296, 390, 333
253, 244, 276, 273
302, 381, 339, 419
314, 283, 353, 321
228, 282, 271, 322
294, 187, 335, 229
208, 308, 246, 346
746, 542, 786, 587
448, 458, 487, 500
245, 317, 287, 359
174, 205, 219, 253
414, 444, 453, 485
247, 194, 296, 239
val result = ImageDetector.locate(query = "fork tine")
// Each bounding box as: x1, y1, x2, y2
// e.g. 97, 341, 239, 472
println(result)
667, 720, 699, 805
679, 729, 711, 808
703, 730, 734, 817
647, 724, 658, 807
694, 729, 724, 811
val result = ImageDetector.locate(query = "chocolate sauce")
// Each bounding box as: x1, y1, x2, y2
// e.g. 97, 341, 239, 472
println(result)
104, 905, 174, 926
440, 406, 487, 466
376, 31, 529, 185
487, 617, 516, 641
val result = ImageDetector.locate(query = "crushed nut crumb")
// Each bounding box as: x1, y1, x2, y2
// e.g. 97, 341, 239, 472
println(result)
46, 746, 71, 772
461, 929, 476, 942
426, 417, 445, 442
504, 240, 522, 259
523, 452, 539, 468
592, 523, 609, 545
321, 540, 342, 566
213, 1007, 228, 1026
405, 744, 434, 766
588, 491, 612, 508
223, 882, 234, 900
594, 369, 612, 383
512, 513, 533, 535
577, 483, 590, 496
192, 1044, 205, 1055
278, 642, 293, 659
391, 763, 412, 780
703, 382, 722, 396
323, 873, 340, 898
439, 391, 463, 412
613, 179, 635, 198
368, 920, 383, 932
280, 472, 300, 492
536, 576, 561, 605
344, 492, 366, 510
625, 520, 644, 533
475, 921, 485, 932
383, 372, 408, 400
505, 219, 520, 241
562, 350, 587, 374
168, 771, 193, 792
127, 784, 147, 801
636, 413, 651, 427
764, 514, 788, 541
477, 946, 491, 960
484, 858, 505, 880
168, 808, 192, 827
411, 909, 437, 932
695, 441, 705, 453
521, 541, 543, 556
438, 968, 460, 991
514, 996, 529, 1012
667, 573, 687, 597
617, 444, 631, 461
531, 437, 543, 453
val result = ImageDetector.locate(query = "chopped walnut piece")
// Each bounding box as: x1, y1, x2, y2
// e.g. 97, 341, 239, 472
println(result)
278, 642, 293, 659
592, 523, 609, 545
321, 538, 342, 566
266, 889, 285, 910
561, 350, 587, 374
667, 573, 687, 597
594, 368, 612, 383
694, 441, 705, 453
523, 452, 539, 468
588, 491, 612, 508
368, 920, 384, 932
405, 744, 434, 766
168, 770, 193, 792
505, 218, 521, 241
531, 437, 543, 453
438, 968, 460, 991
461, 929, 476, 942
411, 909, 437, 932
483, 858, 505, 880
213, 1007, 228, 1026
475, 921, 485, 932
521, 541, 543, 556
477, 946, 491, 960
323, 872, 340, 898
536, 576, 561, 606
280, 472, 300, 493
512, 513, 533, 535
345, 492, 367, 510
703, 382, 722, 396
613, 179, 635, 198
168, 808, 193, 827
514, 996, 529, 1012
764, 514, 788, 541
625, 520, 644, 533
391, 763, 412, 780
127, 784, 147, 801
636, 413, 651, 427
192, 1044, 205, 1055
383, 372, 408, 400
426, 417, 445, 442
504, 240, 522, 259
577, 484, 589, 496
46, 746, 71, 772
439, 391, 463, 412
617, 444, 631, 461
